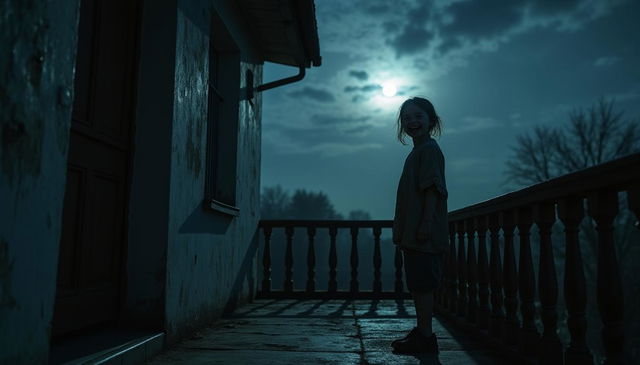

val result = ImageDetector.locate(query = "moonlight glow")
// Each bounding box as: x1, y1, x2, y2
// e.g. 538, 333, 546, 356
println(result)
381, 81, 397, 97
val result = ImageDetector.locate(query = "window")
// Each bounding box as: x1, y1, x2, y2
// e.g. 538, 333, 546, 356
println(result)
204, 12, 240, 216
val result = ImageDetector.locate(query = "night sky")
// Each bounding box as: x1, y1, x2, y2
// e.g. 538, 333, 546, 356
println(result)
260, 0, 640, 219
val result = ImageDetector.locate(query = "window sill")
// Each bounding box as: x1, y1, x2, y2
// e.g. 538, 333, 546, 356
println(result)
207, 199, 240, 217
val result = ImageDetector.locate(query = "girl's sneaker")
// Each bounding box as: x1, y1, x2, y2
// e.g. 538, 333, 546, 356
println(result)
391, 327, 421, 347
392, 329, 439, 354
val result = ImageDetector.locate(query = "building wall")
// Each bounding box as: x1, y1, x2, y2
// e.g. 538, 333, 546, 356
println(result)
127, 0, 264, 343
163, 0, 263, 343
0, 1, 80, 363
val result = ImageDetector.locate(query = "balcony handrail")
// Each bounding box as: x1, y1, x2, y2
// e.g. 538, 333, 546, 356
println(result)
449, 152, 640, 221
260, 220, 392, 227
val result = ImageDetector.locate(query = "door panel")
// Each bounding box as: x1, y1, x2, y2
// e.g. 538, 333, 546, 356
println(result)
53, 0, 137, 336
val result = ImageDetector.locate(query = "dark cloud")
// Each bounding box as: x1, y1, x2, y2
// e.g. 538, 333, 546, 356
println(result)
349, 70, 369, 81
364, 4, 390, 15
437, 37, 461, 55
386, 1, 434, 57
443, 1, 524, 41
344, 84, 381, 93
269, 124, 342, 145
311, 114, 371, 126
351, 95, 364, 103
388, 25, 434, 57
344, 125, 372, 135
382, 21, 399, 33
406, 0, 431, 23
528, 0, 582, 15
432, 0, 591, 56
287, 87, 336, 102
268, 117, 373, 147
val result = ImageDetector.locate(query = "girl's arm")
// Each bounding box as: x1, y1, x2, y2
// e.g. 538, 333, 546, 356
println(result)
417, 186, 437, 241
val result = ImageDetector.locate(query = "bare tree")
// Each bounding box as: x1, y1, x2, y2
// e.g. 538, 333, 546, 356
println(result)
505, 98, 640, 186
260, 185, 291, 219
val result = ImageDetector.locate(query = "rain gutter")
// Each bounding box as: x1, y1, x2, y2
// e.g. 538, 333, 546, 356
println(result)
245, 65, 305, 100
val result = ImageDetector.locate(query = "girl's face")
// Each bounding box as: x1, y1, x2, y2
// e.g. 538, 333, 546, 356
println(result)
400, 102, 429, 138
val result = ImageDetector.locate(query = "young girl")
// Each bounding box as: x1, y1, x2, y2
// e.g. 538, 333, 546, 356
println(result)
391, 97, 449, 354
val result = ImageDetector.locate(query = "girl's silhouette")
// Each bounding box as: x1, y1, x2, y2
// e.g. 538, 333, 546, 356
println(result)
391, 97, 449, 354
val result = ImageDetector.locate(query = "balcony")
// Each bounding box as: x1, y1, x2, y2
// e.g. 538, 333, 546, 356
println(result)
151, 152, 639, 364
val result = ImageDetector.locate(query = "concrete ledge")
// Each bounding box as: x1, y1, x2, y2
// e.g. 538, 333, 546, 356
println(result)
63, 333, 165, 365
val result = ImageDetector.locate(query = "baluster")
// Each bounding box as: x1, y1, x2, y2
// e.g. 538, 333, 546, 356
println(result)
476, 216, 490, 330
534, 202, 562, 364
516, 206, 539, 355
306, 226, 316, 293
558, 197, 593, 364
261, 225, 273, 294
457, 221, 467, 317
350, 226, 359, 293
629, 187, 640, 230
373, 226, 382, 294
394, 246, 404, 294
284, 226, 294, 293
328, 226, 338, 293
501, 210, 519, 346
588, 191, 624, 363
448, 222, 458, 315
489, 213, 505, 338
466, 219, 478, 323
438, 249, 448, 309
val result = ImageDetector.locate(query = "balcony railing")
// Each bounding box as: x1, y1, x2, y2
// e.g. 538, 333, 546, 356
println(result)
257, 220, 409, 299
257, 152, 640, 364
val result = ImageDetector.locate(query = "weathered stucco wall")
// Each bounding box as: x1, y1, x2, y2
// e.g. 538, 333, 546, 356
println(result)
0, 0, 79, 363
163, 0, 263, 342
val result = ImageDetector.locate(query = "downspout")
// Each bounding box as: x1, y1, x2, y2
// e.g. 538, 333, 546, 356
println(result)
245, 65, 305, 100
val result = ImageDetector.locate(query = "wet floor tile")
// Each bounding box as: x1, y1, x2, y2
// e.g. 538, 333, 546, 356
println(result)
148, 299, 513, 365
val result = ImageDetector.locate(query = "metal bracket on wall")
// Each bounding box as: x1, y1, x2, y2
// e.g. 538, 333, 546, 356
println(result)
245, 66, 306, 101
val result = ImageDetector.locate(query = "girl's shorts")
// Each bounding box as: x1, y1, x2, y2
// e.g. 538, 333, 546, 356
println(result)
402, 250, 444, 293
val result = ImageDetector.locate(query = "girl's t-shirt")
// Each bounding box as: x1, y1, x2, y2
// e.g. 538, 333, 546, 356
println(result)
393, 137, 449, 253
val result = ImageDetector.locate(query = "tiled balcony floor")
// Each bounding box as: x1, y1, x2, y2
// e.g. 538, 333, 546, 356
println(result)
149, 299, 512, 364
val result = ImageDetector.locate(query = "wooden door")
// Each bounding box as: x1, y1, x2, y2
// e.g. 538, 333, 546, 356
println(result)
53, 0, 138, 336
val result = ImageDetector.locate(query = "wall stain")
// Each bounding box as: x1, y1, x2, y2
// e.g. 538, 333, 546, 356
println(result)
185, 119, 201, 177
1, 117, 44, 186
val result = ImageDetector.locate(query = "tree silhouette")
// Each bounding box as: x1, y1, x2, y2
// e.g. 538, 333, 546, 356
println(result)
288, 189, 343, 220
261, 185, 291, 219
348, 210, 372, 220
505, 98, 640, 186
261, 186, 343, 220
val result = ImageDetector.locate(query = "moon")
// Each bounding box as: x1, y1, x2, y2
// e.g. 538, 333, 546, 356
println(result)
382, 81, 397, 97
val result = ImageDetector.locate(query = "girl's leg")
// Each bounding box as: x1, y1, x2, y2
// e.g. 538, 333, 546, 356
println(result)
412, 290, 434, 336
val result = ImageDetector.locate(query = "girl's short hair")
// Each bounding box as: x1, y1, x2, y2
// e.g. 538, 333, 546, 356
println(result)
396, 97, 442, 144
